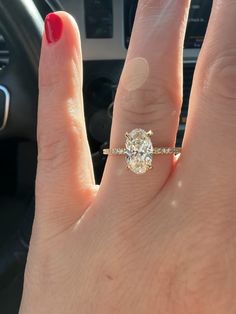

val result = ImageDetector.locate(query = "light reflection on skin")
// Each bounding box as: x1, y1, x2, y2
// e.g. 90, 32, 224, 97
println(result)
177, 180, 183, 188
171, 110, 177, 117
170, 180, 183, 208
171, 200, 178, 208
116, 167, 125, 177
121, 57, 150, 92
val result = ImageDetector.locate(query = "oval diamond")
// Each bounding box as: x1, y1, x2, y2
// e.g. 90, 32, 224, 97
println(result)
125, 129, 153, 174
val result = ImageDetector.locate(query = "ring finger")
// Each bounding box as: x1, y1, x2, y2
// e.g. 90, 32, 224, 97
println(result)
101, 0, 191, 205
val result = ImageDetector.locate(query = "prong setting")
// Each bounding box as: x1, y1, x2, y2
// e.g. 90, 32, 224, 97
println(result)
146, 130, 153, 137
125, 132, 131, 140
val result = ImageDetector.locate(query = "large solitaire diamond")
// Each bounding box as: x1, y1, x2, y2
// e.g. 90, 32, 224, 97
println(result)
125, 129, 153, 174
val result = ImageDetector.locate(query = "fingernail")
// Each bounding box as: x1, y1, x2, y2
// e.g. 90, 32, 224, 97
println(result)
45, 13, 63, 44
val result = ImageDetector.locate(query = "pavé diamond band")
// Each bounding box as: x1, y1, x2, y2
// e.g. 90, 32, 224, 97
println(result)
103, 129, 182, 175
103, 147, 181, 155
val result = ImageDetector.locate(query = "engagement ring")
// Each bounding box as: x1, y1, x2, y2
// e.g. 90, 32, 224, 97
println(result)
103, 129, 182, 174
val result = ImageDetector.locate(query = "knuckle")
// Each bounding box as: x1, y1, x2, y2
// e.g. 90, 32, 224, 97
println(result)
37, 122, 81, 170
204, 53, 236, 102
39, 68, 64, 91
39, 62, 80, 92
137, 0, 176, 19
37, 95, 83, 170
116, 83, 181, 129
38, 134, 70, 170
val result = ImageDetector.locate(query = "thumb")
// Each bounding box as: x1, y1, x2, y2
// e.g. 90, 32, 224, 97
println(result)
35, 12, 95, 239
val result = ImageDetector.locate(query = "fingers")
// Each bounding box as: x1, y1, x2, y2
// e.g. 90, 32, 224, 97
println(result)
183, 1, 236, 186
36, 12, 95, 237
102, 1, 190, 204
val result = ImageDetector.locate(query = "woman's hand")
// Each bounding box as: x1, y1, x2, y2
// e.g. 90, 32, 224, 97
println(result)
20, 1, 236, 313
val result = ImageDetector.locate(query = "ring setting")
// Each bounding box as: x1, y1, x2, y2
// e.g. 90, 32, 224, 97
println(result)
103, 129, 182, 175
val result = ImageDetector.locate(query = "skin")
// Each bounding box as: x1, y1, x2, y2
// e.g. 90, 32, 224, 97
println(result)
121, 57, 150, 91
20, 1, 236, 313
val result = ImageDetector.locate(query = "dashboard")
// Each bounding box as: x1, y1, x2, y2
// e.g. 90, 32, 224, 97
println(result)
185, 0, 212, 49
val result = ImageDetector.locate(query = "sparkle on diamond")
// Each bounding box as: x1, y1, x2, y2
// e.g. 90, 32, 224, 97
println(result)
125, 129, 153, 174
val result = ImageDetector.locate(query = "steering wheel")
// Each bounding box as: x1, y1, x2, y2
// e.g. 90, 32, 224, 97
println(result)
0, 0, 43, 139
0, 0, 43, 311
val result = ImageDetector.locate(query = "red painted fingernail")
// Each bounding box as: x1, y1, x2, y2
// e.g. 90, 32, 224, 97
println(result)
45, 13, 63, 44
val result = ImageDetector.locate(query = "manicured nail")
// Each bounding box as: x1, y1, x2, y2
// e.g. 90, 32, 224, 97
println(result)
45, 13, 63, 44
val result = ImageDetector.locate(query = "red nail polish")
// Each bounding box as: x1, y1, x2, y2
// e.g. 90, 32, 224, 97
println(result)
45, 13, 63, 44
